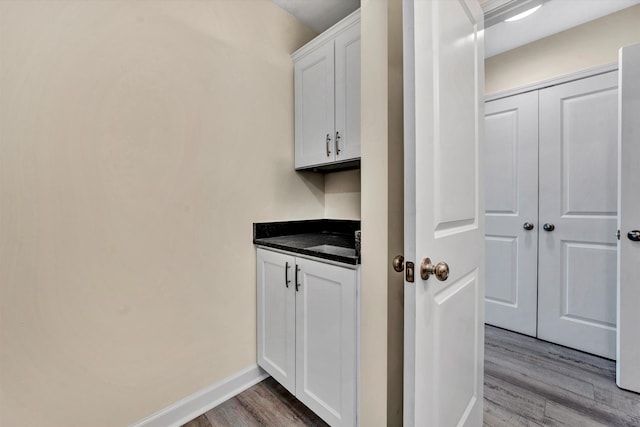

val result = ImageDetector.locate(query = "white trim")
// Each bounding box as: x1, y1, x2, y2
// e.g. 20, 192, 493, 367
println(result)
129, 365, 268, 427
291, 9, 360, 62
485, 62, 618, 101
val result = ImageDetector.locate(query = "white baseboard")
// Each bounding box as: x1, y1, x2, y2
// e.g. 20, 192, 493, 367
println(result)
130, 365, 269, 427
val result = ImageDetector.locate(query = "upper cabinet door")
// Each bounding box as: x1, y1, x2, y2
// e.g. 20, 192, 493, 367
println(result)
294, 42, 335, 169
334, 22, 361, 163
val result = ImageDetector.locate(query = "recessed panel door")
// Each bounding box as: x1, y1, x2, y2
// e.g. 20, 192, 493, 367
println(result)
294, 42, 335, 169
403, 0, 485, 425
295, 258, 357, 427
538, 71, 619, 359
256, 248, 296, 394
617, 44, 640, 392
485, 91, 539, 336
334, 22, 361, 162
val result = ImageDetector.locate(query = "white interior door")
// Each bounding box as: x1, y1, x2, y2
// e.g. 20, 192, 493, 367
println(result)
403, 0, 484, 425
538, 71, 619, 359
617, 43, 640, 393
484, 92, 539, 337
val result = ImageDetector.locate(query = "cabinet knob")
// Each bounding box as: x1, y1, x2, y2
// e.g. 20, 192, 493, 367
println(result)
543, 223, 555, 232
628, 230, 640, 242
523, 222, 534, 231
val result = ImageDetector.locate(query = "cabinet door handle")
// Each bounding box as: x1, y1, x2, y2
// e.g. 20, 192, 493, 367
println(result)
295, 264, 301, 292
335, 131, 341, 155
326, 134, 331, 157
285, 262, 291, 288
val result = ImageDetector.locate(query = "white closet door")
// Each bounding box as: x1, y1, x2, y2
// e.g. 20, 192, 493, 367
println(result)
617, 43, 640, 392
485, 91, 539, 337
538, 71, 619, 359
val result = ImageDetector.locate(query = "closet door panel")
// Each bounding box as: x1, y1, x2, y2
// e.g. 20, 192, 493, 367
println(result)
538, 71, 618, 359
484, 91, 539, 337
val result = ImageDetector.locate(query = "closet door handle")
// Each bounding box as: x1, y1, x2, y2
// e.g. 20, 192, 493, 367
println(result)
326, 134, 332, 157
543, 223, 555, 232
523, 222, 534, 231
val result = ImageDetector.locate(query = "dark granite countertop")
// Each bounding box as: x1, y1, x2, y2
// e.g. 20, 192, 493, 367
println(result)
253, 219, 361, 265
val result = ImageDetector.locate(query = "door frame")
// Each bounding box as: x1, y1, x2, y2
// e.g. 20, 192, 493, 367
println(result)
485, 62, 618, 102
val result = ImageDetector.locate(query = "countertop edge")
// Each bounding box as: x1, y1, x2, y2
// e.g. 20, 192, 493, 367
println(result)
254, 241, 360, 266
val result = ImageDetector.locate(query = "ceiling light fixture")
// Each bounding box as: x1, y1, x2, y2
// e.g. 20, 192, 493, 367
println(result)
483, 0, 549, 28
504, 4, 542, 21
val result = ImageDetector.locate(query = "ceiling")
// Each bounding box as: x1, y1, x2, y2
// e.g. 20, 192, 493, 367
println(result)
270, 0, 640, 57
485, 0, 640, 57
270, 0, 360, 33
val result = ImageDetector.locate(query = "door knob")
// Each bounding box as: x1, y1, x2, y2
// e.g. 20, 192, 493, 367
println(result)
523, 222, 534, 231
392, 255, 405, 272
420, 257, 449, 281
543, 223, 555, 232
628, 230, 640, 242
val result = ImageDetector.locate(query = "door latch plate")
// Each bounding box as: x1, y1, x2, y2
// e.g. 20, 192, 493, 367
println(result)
406, 262, 415, 283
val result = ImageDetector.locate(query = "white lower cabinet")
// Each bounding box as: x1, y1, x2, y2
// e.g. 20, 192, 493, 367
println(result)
256, 248, 358, 427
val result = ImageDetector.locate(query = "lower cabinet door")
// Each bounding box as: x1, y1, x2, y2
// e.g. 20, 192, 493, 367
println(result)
256, 248, 296, 394
295, 257, 357, 427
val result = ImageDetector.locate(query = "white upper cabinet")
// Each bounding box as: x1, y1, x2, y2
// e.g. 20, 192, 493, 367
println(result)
294, 42, 335, 168
293, 10, 361, 171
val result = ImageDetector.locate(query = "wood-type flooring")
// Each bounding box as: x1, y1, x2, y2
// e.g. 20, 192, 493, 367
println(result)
184, 325, 640, 426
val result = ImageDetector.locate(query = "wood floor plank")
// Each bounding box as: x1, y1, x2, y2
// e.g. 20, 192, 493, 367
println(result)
200, 377, 327, 427
181, 326, 640, 427
593, 384, 640, 420
484, 372, 546, 425
485, 349, 597, 400
182, 415, 213, 427
543, 399, 611, 427
485, 359, 640, 426
483, 399, 544, 427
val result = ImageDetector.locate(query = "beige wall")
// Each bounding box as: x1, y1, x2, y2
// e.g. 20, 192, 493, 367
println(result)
360, 0, 389, 424
486, 5, 640, 94
0, 1, 324, 426
360, 0, 404, 424
324, 170, 361, 219
386, 0, 405, 423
